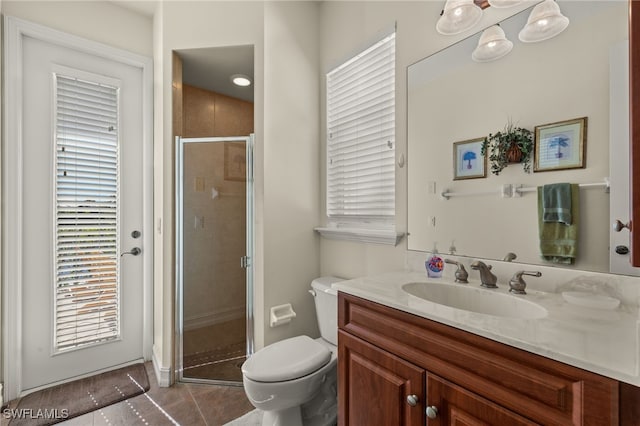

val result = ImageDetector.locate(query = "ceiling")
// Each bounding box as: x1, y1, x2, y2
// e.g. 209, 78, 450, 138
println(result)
111, 1, 254, 103
176, 45, 255, 103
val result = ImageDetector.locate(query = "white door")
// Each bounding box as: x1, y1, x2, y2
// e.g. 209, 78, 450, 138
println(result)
5, 18, 151, 395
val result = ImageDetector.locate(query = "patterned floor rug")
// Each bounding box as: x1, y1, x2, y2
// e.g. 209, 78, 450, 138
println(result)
9, 363, 149, 426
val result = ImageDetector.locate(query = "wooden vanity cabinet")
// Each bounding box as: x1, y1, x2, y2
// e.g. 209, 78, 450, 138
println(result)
338, 292, 640, 425
339, 330, 425, 426
426, 374, 539, 425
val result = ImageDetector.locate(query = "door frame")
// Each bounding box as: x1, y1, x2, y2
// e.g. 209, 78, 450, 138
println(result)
2, 16, 154, 401
174, 135, 255, 385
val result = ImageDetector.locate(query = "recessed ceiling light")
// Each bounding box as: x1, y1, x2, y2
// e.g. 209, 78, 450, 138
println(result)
231, 74, 252, 87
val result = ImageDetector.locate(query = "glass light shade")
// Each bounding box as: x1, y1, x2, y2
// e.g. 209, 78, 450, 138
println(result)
487, 0, 521, 7
231, 74, 252, 87
518, 0, 569, 43
472, 25, 513, 62
436, 0, 483, 35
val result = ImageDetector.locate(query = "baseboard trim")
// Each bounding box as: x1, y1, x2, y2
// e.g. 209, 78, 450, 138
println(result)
152, 345, 171, 388
183, 306, 244, 331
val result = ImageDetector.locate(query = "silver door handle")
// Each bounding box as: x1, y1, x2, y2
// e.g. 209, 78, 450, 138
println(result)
613, 219, 632, 232
121, 247, 141, 257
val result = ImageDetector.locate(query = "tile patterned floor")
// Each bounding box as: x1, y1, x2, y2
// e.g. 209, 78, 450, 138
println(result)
2, 362, 255, 426
183, 319, 246, 383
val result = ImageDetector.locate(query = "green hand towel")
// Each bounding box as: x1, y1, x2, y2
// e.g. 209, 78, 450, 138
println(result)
542, 183, 572, 225
538, 184, 579, 264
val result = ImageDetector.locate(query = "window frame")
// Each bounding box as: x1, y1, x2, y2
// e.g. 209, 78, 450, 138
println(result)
318, 32, 402, 245
52, 68, 123, 353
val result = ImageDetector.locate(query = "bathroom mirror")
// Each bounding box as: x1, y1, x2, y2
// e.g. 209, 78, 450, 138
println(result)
407, 2, 629, 273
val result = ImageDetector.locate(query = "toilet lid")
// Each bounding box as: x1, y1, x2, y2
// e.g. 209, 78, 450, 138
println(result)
242, 335, 331, 382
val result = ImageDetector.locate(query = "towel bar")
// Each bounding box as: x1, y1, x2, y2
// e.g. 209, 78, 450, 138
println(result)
441, 178, 610, 200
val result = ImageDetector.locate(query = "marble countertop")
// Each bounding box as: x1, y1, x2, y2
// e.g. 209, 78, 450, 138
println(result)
333, 271, 640, 387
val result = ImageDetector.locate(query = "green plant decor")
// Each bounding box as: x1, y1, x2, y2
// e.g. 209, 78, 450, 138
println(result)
481, 123, 533, 175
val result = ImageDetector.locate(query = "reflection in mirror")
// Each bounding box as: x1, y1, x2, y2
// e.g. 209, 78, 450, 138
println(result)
408, 2, 628, 274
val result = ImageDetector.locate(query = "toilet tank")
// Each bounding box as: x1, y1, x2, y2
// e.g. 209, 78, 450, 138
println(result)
311, 276, 343, 346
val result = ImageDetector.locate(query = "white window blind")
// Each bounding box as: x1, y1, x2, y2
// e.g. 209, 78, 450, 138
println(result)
327, 32, 396, 221
54, 74, 120, 352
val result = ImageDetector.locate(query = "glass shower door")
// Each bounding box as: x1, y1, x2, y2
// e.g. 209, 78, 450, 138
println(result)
176, 135, 253, 384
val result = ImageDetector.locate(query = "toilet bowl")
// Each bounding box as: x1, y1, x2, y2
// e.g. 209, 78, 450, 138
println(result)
242, 277, 342, 426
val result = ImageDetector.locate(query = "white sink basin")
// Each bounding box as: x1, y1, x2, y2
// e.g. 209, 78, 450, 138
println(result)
402, 282, 548, 319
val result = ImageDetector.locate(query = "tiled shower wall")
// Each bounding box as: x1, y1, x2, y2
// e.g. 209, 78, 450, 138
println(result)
181, 84, 254, 331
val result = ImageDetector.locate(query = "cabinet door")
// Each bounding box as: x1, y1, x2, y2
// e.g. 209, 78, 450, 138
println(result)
426, 374, 539, 426
338, 330, 425, 426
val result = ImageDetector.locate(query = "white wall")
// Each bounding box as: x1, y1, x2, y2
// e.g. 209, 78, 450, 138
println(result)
152, 0, 166, 384
262, 1, 321, 346
317, 1, 577, 279
318, 1, 444, 279
155, 0, 265, 382
1, 1, 152, 56
155, 1, 321, 381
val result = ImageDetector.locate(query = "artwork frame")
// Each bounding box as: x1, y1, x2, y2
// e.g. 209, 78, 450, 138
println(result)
453, 137, 486, 180
533, 117, 587, 172
224, 142, 247, 181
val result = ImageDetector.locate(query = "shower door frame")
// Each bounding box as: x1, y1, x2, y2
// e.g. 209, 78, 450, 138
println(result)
175, 135, 254, 385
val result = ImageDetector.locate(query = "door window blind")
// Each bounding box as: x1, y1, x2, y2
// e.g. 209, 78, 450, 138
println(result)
327, 33, 396, 220
54, 74, 120, 352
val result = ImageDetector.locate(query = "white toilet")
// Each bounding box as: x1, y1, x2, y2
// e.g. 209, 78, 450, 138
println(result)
241, 277, 343, 426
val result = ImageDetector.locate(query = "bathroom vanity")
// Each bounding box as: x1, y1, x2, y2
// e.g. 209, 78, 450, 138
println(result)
335, 273, 640, 425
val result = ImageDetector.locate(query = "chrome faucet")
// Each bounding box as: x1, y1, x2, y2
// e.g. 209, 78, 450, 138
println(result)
444, 259, 468, 283
508, 271, 542, 295
470, 261, 498, 288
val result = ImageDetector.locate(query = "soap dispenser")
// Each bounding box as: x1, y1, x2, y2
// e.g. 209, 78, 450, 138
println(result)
426, 243, 444, 278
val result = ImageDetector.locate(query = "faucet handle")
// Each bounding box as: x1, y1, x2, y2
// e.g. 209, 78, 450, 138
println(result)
509, 271, 541, 295
503, 252, 517, 262
444, 259, 469, 283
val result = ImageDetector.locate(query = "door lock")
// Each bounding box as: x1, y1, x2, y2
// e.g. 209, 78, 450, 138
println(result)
615, 245, 630, 255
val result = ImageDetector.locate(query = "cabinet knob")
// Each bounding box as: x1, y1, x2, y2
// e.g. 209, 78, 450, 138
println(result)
406, 394, 419, 406
426, 405, 439, 419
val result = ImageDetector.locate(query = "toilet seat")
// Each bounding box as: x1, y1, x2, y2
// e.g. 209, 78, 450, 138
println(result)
242, 335, 331, 382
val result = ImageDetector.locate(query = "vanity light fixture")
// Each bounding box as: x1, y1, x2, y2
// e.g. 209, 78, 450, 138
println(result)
231, 74, 252, 87
472, 25, 513, 62
436, 0, 483, 35
518, 0, 569, 43
487, 0, 521, 8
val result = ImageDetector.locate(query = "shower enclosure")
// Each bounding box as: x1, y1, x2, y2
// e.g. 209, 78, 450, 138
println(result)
176, 135, 254, 384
